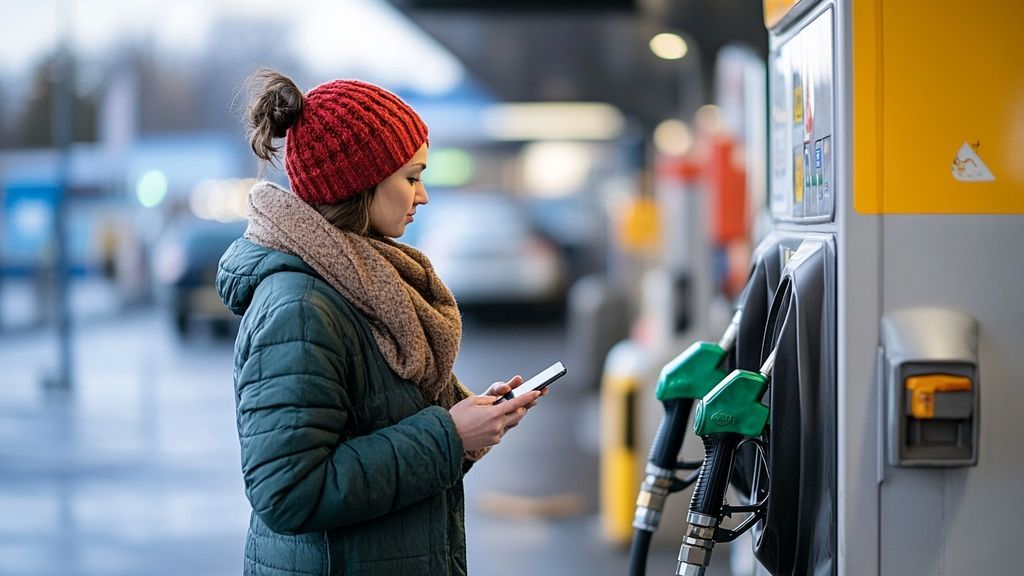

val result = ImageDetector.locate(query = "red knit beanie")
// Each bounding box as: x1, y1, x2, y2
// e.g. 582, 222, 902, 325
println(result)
284, 80, 428, 205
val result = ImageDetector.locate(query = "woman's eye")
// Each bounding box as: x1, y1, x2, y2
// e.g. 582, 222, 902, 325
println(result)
407, 177, 421, 184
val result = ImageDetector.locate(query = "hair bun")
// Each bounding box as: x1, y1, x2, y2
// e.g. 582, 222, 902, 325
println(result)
247, 69, 304, 162
268, 89, 303, 138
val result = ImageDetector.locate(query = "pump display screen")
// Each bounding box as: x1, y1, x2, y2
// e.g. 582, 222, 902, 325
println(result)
769, 8, 835, 222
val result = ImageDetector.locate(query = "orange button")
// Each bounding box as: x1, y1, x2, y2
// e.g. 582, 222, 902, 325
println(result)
905, 374, 972, 419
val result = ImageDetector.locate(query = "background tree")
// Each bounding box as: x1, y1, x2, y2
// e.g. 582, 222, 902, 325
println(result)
16, 52, 98, 148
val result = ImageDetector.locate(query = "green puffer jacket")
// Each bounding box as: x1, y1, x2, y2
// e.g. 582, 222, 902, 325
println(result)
217, 238, 470, 576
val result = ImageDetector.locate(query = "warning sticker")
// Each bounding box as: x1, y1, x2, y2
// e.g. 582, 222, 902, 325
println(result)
951, 142, 995, 182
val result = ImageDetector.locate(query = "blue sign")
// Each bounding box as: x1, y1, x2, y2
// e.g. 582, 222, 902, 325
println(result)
3, 181, 61, 269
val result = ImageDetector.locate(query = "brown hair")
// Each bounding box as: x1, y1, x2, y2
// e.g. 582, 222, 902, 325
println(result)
246, 68, 377, 235
312, 189, 377, 235
246, 69, 304, 165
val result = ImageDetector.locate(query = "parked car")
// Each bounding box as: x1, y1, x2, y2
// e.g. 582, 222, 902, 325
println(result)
405, 192, 569, 313
153, 217, 246, 337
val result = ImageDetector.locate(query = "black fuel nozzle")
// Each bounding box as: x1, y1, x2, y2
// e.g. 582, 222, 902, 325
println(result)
675, 352, 774, 576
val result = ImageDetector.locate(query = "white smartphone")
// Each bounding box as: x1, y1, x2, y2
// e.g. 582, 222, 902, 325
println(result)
492, 362, 566, 404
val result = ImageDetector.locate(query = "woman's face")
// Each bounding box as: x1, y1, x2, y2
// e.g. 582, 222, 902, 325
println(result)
369, 144, 429, 238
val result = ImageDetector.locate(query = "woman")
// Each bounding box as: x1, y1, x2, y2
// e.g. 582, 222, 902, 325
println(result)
216, 70, 543, 576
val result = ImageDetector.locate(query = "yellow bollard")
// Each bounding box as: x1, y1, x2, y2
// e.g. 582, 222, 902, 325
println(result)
599, 341, 644, 545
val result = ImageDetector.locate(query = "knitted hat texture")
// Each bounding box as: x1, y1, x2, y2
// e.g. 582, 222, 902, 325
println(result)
285, 80, 428, 205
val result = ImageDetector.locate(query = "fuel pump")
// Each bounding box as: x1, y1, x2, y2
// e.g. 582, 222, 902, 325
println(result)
641, 0, 1024, 572
629, 234, 784, 576
674, 274, 792, 576
627, 312, 738, 576
675, 234, 834, 576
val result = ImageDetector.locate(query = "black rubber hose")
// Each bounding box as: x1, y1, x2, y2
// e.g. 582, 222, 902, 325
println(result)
689, 433, 740, 519
629, 528, 653, 576
648, 398, 695, 470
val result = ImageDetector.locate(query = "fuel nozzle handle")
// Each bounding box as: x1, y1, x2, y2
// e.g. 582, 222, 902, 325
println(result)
689, 433, 740, 518
630, 315, 741, 576
675, 367, 771, 576
646, 330, 737, 470
647, 398, 695, 471
674, 433, 741, 576
643, 308, 741, 479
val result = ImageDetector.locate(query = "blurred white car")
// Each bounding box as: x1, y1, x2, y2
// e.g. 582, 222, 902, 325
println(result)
406, 192, 568, 309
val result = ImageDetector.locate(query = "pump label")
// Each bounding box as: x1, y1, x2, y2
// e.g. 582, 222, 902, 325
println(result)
951, 142, 995, 182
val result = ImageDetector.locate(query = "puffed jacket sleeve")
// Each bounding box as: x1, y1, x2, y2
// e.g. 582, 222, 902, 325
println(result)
234, 295, 466, 535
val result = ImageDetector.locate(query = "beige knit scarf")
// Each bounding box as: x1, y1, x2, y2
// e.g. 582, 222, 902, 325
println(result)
245, 181, 477, 418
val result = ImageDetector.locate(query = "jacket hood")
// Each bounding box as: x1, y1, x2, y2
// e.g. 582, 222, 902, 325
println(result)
216, 237, 318, 316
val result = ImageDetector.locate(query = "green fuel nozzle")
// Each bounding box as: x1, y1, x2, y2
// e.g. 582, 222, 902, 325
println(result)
676, 350, 776, 576
632, 311, 742, 558
630, 310, 743, 576
692, 349, 774, 438
655, 341, 730, 402
655, 310, 740, 402
647, 322, 739, 474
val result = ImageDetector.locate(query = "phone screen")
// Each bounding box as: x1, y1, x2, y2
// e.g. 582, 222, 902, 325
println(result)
494, 362, 566, 404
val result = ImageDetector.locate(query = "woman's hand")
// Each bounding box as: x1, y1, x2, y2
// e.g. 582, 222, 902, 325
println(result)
482, 375, 548, 409
481, 375, 520, 399
449, 378, 541, 452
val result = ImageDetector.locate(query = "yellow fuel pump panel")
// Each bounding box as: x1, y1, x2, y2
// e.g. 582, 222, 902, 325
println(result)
853, 0, 1024, 214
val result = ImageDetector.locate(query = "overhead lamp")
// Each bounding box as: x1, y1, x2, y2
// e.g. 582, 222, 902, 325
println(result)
522, 142, 593, 197
649, 33, 688, 60
482, 102, 625, 141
